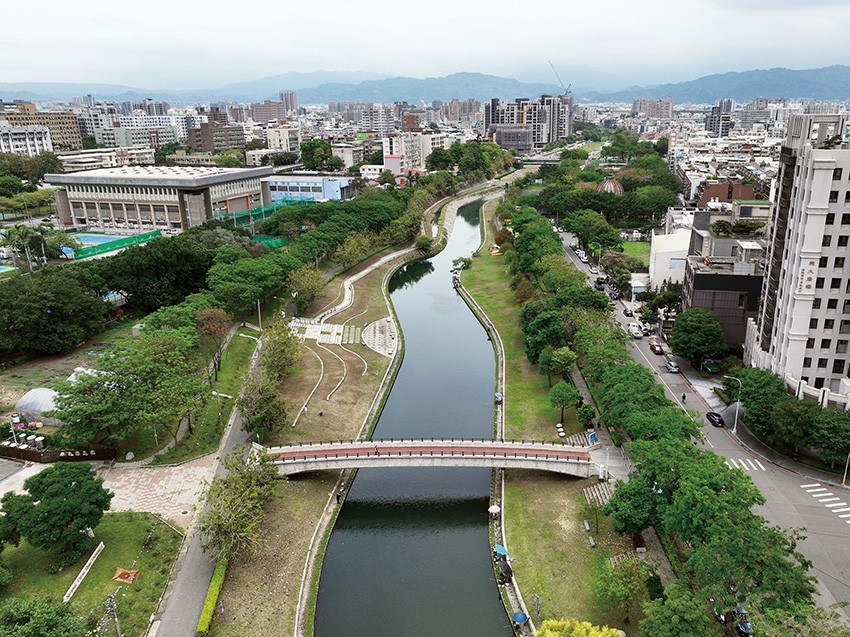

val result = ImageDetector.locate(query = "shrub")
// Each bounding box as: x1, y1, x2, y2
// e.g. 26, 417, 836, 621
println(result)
196, 557, 228, 637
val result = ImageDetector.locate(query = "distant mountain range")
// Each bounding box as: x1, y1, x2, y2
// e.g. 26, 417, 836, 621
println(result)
2, 66, 849, 105
586, 65, 850, 103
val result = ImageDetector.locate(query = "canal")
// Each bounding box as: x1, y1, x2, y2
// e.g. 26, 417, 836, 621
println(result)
313, 201, 514, 636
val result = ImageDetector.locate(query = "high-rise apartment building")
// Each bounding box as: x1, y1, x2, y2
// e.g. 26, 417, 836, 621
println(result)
361, 105, 396, 136
706, 106, 733, 137
484, 95, 572, 150
745, 114, 850, 405
251, 100, 289, 123
631, 97, 674, 119
187, 122, 246, 153
279, 90, 298, 113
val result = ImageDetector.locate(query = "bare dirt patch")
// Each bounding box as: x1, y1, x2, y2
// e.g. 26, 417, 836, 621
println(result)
212, 473, 336, 637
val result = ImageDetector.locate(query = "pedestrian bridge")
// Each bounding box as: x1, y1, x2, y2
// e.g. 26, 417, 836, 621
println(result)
265, 439, 598, 478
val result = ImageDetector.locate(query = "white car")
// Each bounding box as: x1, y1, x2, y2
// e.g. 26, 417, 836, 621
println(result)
627, 323, 643, 338
665, 360, 680, 373
588, 265, 599, 274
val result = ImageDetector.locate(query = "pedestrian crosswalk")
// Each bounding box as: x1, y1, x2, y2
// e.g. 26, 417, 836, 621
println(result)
725, 457, 766, 471
801, 483, 850, 523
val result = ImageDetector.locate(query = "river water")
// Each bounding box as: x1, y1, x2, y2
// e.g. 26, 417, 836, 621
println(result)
313, 201, 513, 636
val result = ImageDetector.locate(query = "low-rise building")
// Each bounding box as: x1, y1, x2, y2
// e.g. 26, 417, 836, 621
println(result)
0, 121, 52, 156
45, 165, 272, 232
166, 151, 217, 166
56, 147, 155, 171
261, 174, 355, 203
682, 245, 764, 344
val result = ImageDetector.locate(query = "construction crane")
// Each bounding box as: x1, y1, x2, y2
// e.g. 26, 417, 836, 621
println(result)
548, 60, 571, 96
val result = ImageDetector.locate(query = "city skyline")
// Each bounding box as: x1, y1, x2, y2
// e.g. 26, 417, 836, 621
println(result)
5, 0, 850, 91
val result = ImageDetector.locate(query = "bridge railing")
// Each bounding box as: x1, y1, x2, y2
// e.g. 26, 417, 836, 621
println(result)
266, 437, 590, 450
273, 449, 592, 463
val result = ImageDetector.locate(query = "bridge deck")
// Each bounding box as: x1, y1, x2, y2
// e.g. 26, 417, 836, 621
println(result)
266, 439, 595, 476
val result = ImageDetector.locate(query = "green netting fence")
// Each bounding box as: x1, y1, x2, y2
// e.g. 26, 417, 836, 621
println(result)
73, 230, 163, 260
252, 235, 289, 249
212, 197, 310, 228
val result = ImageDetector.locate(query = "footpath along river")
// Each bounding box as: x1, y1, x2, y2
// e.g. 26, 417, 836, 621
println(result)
313, 200, 514, 636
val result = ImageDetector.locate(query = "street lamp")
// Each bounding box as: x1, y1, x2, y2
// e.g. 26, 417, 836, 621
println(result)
724, 375, 742, 435
842, 449, 850, 486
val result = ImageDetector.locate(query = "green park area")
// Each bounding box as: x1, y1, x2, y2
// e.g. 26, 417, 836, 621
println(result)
620, 240, 651, 266
463, 198, 631, 630
1, 511, 182, 637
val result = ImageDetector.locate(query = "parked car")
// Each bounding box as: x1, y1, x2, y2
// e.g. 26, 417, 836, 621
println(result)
627, 323, 643, 338
570, 242, 578, 251
706, 412, 725, 427
732, 604, 754, 636
609, 291, 621, 300
594, 282, 605, 291
649, 341, 663, 355
588, 265, 599, 274
623, 308, 634, 317
702, 359, 720, 373
579, 254, 589, 263
665, 360, 680, 373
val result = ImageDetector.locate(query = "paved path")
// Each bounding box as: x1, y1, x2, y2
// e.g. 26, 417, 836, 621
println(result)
102, 454, 216, 529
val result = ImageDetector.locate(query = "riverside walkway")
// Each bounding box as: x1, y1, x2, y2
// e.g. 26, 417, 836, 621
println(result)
266, 439, 596, 477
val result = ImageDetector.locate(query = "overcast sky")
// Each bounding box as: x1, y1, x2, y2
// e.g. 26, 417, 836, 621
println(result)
5, 0, 850, 90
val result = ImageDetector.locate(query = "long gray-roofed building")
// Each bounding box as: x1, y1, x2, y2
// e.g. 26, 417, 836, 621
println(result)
45, 165, 273, 233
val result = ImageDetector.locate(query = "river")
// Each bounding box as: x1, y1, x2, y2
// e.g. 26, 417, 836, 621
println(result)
313, 201, 514, 636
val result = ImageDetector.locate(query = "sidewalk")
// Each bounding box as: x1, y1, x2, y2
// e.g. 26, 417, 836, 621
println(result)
679, 367, 850, 489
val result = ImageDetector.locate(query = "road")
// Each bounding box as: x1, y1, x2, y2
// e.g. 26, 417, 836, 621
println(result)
152, 410, 250, 637
561, 231, 850, 616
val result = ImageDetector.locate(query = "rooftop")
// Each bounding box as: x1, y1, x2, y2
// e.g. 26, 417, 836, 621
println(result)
44, 165, 273, 188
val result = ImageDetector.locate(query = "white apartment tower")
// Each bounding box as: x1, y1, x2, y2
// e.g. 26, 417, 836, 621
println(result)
0, 122, 52, 156
745, 114, 850, 406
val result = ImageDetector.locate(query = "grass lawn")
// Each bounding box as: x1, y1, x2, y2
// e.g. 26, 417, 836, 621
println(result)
148, 327, 259, 465
620, 241, 651, 266
464, 196, 637, 633
505, 475, 635, 633
463, 200, 580, 440
0, 511, 182, 637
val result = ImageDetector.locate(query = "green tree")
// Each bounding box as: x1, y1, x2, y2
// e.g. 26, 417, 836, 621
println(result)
549, 380, 580, 422
535, 619, 622, 637
668, 307, 726, 364
326, 155, 345, 171
238, 369, 287, 437
154, 142, 182, 165
592, 556, 650, 624
244, 139, 266, 151
549, 346, 578, 380
27, 152, 63, 182
640, 580, 716, 637
378, 169, 396, 186
425, 147, 454, 171
524, 310, 567, 363
0, 268, 109, 355
196, 307, 232, 380
300, 139, 333, 170
0, 463, 112, 567
414, 235, 433, 251
213, 153, 243, 167
287, 264, 325, 314
0, 175, 25, 198
260, 317, 303, 382
721, 367, 786, 437
105, 236, 214, 313
195, 450, 279, 560
538, 345, 555, 386
270, 151, 299, 166
578, 404, 596, 427
0, 597, 86, 637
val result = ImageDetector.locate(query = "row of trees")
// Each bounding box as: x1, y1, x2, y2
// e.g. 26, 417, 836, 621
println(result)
0, 151, 63, 185
722, 367, 850, 467
425, 140, 514, 181
497, 187, 825, 634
